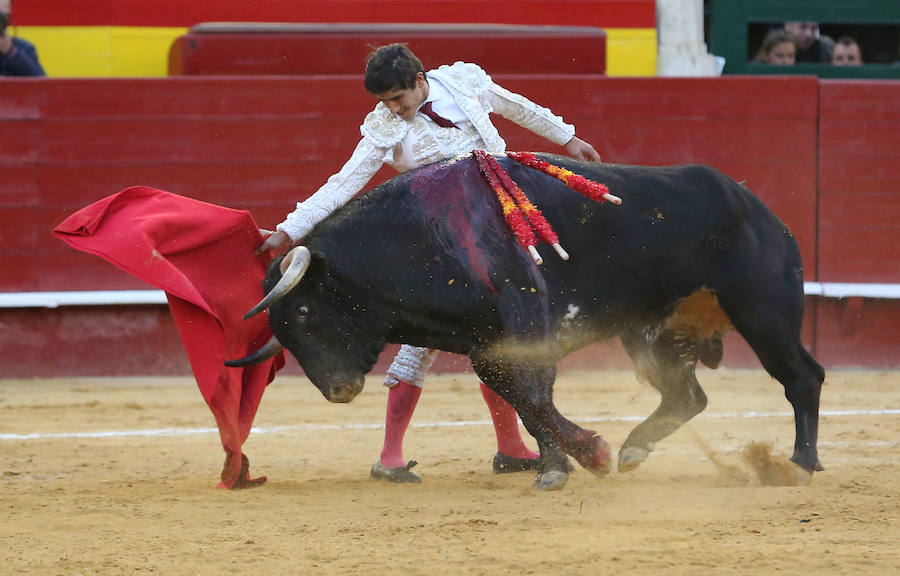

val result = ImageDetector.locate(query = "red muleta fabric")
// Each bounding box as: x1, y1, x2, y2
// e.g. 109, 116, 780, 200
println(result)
53, 186, 285, 489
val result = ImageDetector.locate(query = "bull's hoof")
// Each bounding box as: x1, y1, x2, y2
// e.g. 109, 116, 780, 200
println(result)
789, 453, 822, 476
768, 460, 813, 486
618, 446, 650, 473
785, 457, 815, 486
534, 470, 569, 491
576, 435, 612, 477
791, 466, 814, 486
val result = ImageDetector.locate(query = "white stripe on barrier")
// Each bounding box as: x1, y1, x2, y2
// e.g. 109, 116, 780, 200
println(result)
0, 282, 900, 309
803, 282, 900, 299
2, 408, 897, 441
0, 290, 168, 308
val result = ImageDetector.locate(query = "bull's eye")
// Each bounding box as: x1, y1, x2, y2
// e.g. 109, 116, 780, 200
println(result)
298, 305, 310, 319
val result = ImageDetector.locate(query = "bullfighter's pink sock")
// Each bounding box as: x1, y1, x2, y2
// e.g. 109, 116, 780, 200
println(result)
379, 380, 422, 469
480, 382, 540, 460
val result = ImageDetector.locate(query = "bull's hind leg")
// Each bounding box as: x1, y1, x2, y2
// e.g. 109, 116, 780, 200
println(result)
764, 343, 824, 475
618, 329, 709, 472
721, 297, 825, 475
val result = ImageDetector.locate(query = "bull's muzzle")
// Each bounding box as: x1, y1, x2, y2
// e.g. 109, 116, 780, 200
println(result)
322, 375, 365, 403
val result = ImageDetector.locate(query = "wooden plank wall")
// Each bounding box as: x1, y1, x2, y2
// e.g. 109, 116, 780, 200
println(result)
818, 81, 900, 283
0, 76, 896, 376
13, 1, 656, 78
815, 80, 900, 368
169, 26, 607, 76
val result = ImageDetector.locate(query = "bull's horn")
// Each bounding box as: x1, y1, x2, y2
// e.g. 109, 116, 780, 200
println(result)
243, 246, 311, 319
225, 336, 284, 367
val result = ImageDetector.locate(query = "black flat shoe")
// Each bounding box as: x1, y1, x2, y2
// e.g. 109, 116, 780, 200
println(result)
492, 453, 575, 474
370, 460, 422, 483
492, 453, 542, 474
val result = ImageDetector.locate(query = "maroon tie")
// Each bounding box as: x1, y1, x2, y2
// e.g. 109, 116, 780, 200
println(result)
419, 101, 458, 129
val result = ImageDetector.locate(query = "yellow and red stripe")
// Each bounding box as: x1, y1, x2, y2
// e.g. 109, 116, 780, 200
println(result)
12, 0, 657, 77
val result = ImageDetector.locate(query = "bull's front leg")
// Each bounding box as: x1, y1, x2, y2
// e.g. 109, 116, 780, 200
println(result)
471, 355, 611, 490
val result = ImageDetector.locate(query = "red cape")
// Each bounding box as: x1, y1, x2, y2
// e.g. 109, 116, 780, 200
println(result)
53, 186, 285, 489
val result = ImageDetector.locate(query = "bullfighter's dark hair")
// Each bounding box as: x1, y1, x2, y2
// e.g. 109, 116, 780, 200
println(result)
364, 43, 425, 94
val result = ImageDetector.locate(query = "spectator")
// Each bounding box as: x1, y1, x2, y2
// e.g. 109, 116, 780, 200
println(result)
0, 0, 45, 77
258, 43, 601, 483
783, 21, 834, 64
754, 29, 796, 65
832, 35, 863, 66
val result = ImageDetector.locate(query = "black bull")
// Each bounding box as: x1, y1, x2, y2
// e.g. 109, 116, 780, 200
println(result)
230, 153, 825, 490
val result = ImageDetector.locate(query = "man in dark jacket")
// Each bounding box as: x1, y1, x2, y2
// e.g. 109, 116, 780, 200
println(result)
784, 21, 834, 64
0, 0, 45, 77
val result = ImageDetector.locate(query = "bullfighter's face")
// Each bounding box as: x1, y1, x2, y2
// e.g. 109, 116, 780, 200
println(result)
374, 71, 428, 122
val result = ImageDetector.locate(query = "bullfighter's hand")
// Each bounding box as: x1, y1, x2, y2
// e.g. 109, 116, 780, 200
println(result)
565, 136, 602, 162
255, 230, 291, 255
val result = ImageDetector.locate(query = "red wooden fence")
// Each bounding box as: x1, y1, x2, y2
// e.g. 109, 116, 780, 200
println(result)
1, 76, 898, 376
168, 24, 607, 76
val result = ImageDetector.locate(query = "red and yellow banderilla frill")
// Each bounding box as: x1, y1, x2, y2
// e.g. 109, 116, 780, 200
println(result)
474, 150, 620, 265
507, 152, 622, 205
473, 150, 565, 265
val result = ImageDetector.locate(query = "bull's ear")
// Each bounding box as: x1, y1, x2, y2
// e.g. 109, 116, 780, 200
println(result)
244, 246, 311, 319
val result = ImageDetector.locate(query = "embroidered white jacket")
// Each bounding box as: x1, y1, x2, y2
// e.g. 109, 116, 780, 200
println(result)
276, 61, 576, 242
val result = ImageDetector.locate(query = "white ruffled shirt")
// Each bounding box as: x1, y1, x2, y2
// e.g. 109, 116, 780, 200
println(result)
276, 61, 576, 242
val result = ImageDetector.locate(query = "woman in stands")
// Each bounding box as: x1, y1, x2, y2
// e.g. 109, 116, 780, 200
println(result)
754, 29, 797, 66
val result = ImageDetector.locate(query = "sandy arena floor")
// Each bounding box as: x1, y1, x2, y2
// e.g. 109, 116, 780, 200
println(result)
2, 368, 898, 575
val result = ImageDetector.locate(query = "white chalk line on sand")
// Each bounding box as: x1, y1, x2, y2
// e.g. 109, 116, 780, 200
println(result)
1, 408, 898, 441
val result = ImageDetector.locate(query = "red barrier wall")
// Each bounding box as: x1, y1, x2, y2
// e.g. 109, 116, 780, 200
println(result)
0, 76, 819, 291
818, 81, 900, 283
169, 24, 607, 76
0, 76, 896, 377
815, 298, 899, 369
814, 80, 900, 368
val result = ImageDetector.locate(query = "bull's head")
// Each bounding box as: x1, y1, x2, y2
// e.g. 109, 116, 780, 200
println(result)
226, 246, 378, 403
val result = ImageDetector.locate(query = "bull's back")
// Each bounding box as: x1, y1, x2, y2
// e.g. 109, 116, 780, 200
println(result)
314, 154, 803, 349
505, 157, 802, 335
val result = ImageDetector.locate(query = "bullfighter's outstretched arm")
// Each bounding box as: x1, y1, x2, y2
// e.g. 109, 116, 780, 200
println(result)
261, 63, 600, 253
275, 138, 386, 243
484, 81, 600, 161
